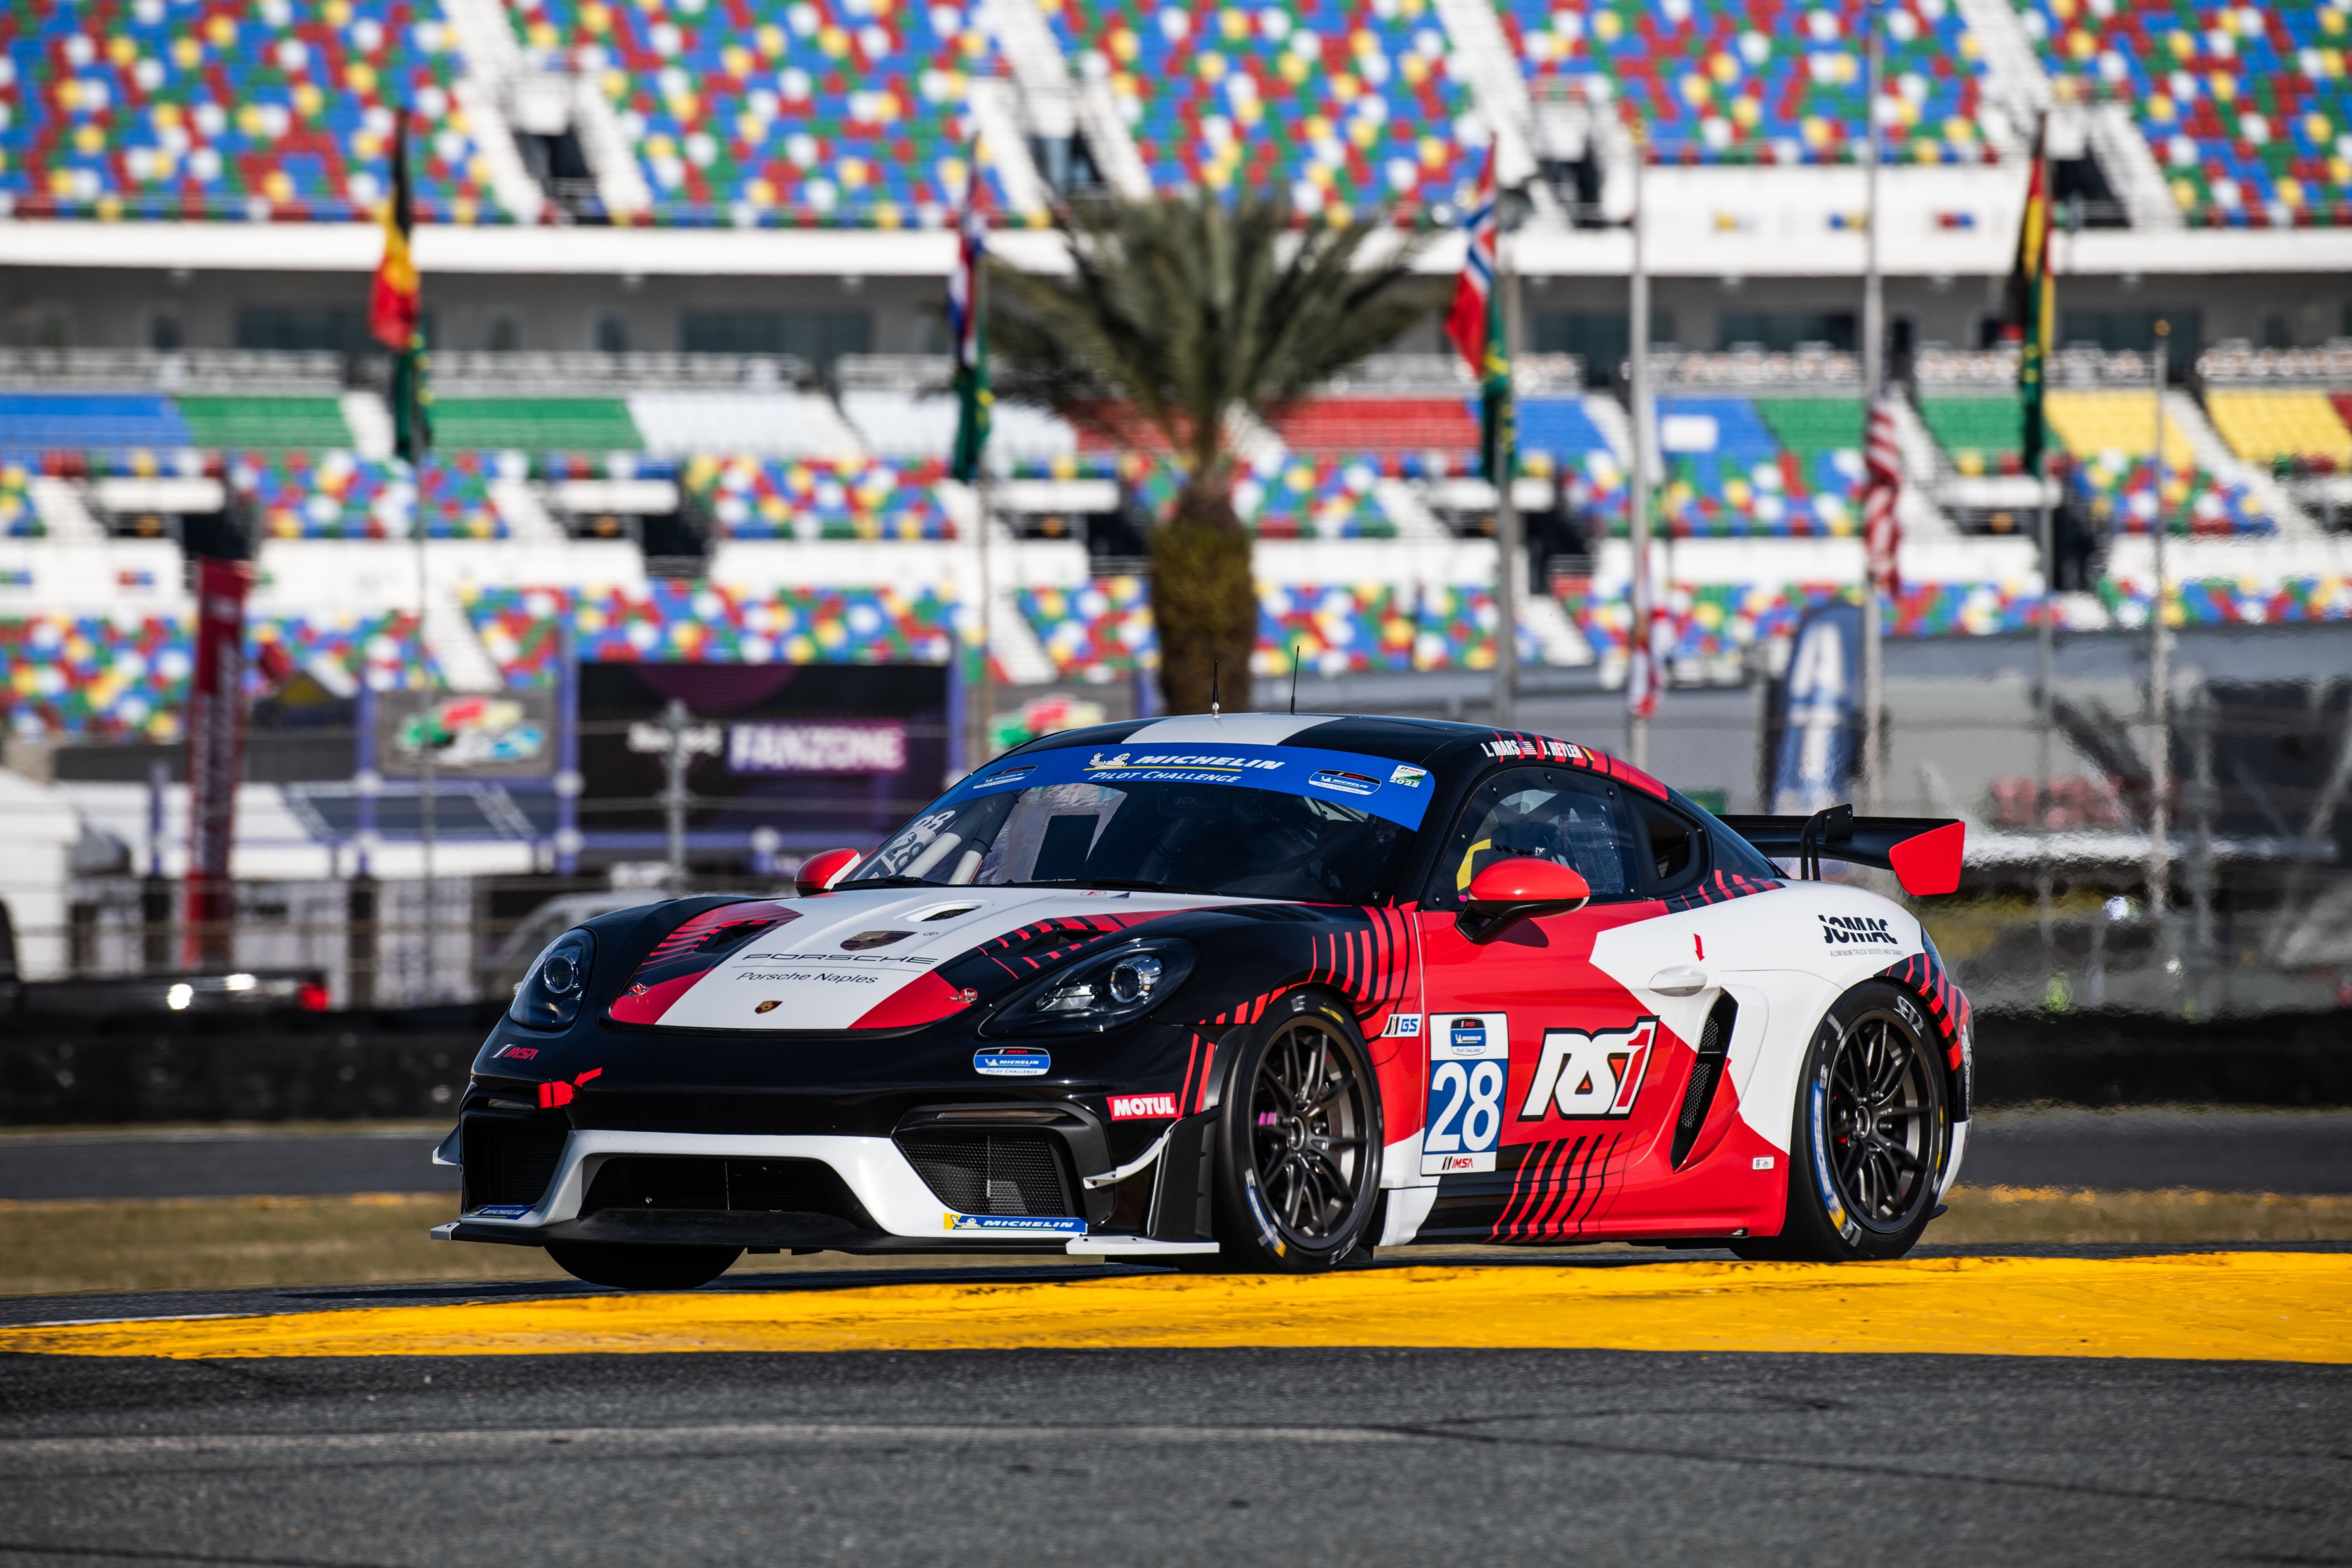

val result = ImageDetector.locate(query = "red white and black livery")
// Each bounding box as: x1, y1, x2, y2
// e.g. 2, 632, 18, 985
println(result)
436, 713, 1973, 1288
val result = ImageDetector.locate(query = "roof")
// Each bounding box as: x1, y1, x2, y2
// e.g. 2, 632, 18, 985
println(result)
1008, 712, 1672, 800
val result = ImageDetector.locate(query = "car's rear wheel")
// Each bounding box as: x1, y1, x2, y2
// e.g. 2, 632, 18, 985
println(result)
1194, 995, 1383, 1273
1734, 981, 1948, 1264
546, 1242, 742, 1290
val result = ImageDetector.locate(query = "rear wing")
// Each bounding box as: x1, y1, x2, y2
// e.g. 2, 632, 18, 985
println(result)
1715, 805, 1966, 897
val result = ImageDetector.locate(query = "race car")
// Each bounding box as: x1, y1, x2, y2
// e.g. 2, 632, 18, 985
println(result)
433, 711, 1972, 1288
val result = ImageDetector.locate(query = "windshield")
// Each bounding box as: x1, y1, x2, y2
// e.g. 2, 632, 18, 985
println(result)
845, 743, 1432, 903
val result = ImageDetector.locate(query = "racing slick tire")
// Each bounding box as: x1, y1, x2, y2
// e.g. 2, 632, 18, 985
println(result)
1733, 980, 1950, 1264
1189, 992, 1384, 1274
545, 1242, 743, 1290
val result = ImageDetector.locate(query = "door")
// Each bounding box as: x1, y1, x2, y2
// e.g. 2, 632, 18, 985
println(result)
1412, 766, 1669, 1242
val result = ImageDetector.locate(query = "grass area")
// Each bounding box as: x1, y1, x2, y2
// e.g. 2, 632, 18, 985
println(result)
0, 1195, 563, 1299
5, 1188, 2348, 1302
1933, 1185, 2352, 1245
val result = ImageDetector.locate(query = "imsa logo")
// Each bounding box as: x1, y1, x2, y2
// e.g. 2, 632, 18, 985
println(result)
1518, 1018, 1657, 1121
1818, 914, 1902, 947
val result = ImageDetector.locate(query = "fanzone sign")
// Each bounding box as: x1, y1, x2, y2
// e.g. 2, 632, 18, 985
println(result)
728, 721, 908, 775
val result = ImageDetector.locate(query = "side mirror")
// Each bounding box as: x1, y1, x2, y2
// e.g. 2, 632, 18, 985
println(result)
1459, 857, 1590, 945
794, 847, 862, 897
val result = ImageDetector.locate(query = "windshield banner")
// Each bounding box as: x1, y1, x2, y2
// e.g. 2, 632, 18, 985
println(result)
949, 743, 1437, 830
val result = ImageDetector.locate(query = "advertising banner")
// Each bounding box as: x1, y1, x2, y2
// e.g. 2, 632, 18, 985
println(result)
578, 664, 948, 857
1771, 602, 1862, 817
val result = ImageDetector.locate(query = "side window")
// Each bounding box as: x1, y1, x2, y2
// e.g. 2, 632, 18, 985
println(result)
1425, 768, 1639, 908
1631, 795, 1707, 894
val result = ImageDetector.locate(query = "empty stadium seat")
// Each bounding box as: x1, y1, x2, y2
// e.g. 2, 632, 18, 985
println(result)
429, 397, 644, 452
1920, 393, 2026, 475
2045, 388, 2274, 534
514, 0, 1015, 226
680, 454, 955, 539
1494, 0, 1999, 165
841, 390, 1080, 468
1044, 0, 1474, 217
2205, 387, 2352, 469
464, 582, 958, 674
2020, 0, 2352, 227
231, 450, 511, 539
1645, 393, 1862, 537
1, 0, 510, 222
0, 459, 40, 538
0, 393, 191, 452
1238, 451, 1395, 537
1275, 396, 1478, 451
174, 395, 354, 450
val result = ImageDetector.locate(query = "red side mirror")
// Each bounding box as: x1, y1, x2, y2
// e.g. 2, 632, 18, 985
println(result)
794, 847, 861, 897
1460, 857, 1590, 944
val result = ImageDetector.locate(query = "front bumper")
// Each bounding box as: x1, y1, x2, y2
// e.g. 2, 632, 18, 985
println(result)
433, 1124, 1218, 1258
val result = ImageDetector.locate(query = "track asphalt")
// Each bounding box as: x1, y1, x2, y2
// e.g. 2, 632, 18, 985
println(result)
5, 1108, 2349, 1201
3, 1113, 2347, 1564
0, 1327, 2345, 1566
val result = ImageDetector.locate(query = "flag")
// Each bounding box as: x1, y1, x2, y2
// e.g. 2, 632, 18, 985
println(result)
1862, 395, 1902, 597
1625, 571, 1670, 721
1447, 147, 1513, 486
947, 153, 991, 485
371, 109, 431, 466
2002, 118, 2054, 481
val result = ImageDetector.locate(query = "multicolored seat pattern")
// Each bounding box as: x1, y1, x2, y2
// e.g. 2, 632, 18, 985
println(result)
1042, 0, 1474, 218
1, 0, 505, 223
1493, 0, 1998, 164
680, 455, 955, 539
2020, 0, 2352, 226
231, 450, 511, 539
512, 0, 1012, 226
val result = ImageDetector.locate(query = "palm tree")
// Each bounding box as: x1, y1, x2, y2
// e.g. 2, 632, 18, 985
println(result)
990, 192, 1432, 717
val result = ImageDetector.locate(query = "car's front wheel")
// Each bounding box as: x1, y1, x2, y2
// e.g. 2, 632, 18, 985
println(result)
1734, 980, 1949, 1264
545, 1242, 742, 1290
1197, 994, 1383, 1273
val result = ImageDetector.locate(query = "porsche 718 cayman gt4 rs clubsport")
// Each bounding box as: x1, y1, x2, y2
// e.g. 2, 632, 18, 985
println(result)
432, 712, 1972, 1288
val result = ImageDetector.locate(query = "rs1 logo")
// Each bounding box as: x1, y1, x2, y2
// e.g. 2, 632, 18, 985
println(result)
1519, 1018, 1657, 1121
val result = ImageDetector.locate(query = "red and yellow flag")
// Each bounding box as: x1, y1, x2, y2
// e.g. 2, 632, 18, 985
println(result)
368, 108, 420, 352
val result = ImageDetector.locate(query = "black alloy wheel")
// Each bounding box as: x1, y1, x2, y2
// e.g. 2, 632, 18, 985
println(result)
545, 1241, 743, 1290
1735, 980, 1948, 1263
1197, 996, 1382, 1272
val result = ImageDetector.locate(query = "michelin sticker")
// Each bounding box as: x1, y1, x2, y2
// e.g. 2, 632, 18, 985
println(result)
944, 1213, 1086, 1235
975, 1048, 1051, 1077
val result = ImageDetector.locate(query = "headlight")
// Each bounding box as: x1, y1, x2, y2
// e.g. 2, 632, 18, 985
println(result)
985, 940, 1194, 1036
509, 927, 595, 1029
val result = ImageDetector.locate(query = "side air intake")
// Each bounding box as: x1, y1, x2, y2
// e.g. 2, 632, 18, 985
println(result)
1669, 996, 1738, 1170
461, 1114, 569, 1212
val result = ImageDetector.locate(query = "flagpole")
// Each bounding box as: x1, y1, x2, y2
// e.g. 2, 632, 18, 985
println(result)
2034, 167, 2057, 953
2147, 319, 2172, 922
1493, 221, 1520, 729
1626, 137, 1652, 771
1858, 0, 1884, 816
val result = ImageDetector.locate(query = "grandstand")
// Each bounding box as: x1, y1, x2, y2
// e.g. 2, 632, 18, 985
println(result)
3, 0, 2352, 777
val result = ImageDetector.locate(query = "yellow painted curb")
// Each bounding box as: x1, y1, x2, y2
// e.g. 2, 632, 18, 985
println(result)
2, 1252, 2346, 1363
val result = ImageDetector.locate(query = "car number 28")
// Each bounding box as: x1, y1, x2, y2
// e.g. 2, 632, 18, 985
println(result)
1423, 1013, 1510, 1174
1426, 1059, 1504, 1154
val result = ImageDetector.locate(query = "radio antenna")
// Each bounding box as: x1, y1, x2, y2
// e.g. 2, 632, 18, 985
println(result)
1210, 659, 1220, 718
1289, 644, 1300, 714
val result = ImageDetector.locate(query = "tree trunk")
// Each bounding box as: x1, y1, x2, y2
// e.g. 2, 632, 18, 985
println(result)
1150, 477, 1256, 717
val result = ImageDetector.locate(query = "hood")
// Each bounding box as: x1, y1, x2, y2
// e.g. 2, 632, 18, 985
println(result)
609, 886, 1252, 1031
